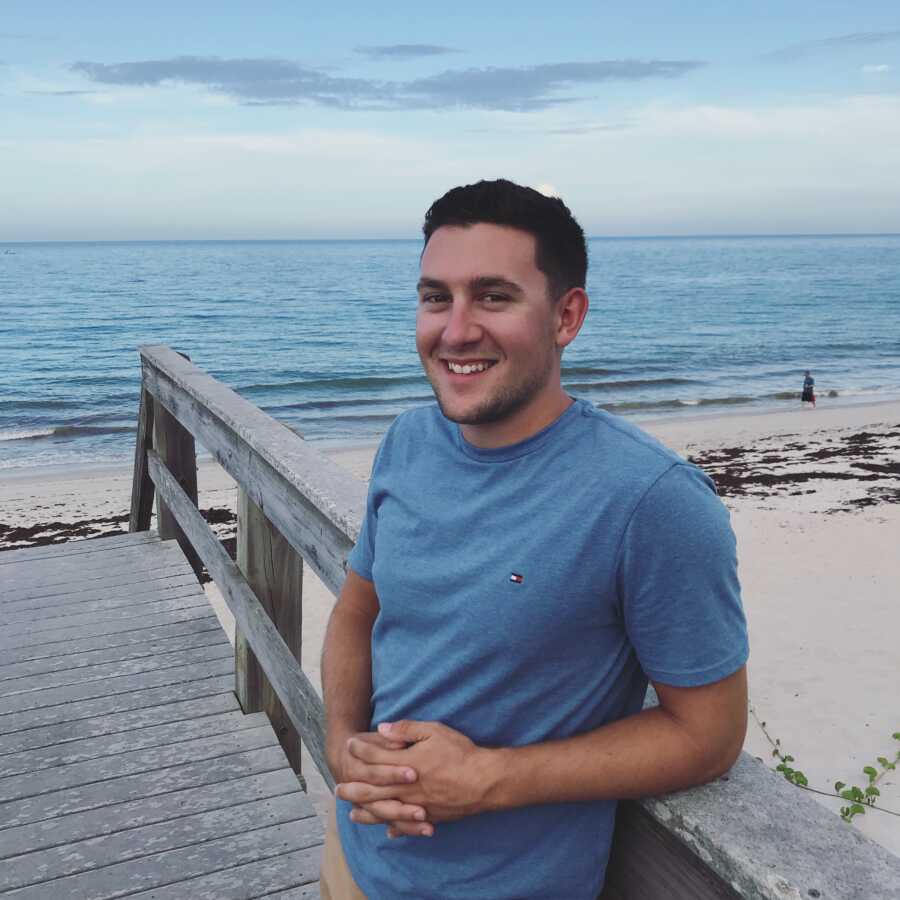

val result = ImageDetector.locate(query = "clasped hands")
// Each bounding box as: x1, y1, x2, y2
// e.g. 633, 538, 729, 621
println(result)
333, 720, 495, 839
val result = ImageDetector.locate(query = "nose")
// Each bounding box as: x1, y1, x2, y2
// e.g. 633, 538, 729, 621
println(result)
441, 298, 482, 348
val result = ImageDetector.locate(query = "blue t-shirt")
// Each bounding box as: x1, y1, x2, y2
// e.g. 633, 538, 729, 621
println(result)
339, 399, 748, 900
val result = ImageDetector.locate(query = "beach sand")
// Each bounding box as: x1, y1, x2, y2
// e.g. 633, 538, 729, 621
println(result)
2, 401, 898, 857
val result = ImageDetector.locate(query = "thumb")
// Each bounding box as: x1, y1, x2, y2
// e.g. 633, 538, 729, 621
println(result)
378, 719, 431, 743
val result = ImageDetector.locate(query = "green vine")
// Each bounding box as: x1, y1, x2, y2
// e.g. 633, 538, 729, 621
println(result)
834, 735, 900, 822
749, 707, 900, 822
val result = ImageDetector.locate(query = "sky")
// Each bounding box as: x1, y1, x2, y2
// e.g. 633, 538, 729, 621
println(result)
2, 2, 899, 240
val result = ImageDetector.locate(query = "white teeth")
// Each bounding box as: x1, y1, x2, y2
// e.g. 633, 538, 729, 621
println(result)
447, 361, 491, 374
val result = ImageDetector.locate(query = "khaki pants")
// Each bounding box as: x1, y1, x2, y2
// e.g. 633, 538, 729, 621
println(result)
320, 801, 367, 900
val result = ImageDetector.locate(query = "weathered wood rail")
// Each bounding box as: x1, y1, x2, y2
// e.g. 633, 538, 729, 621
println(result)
131, 345, 900, 900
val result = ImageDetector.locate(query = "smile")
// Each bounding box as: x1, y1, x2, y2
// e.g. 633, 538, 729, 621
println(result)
445, 360, 496, 375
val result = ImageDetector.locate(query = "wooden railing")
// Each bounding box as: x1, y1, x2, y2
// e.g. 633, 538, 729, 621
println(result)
130, 346, 900, 900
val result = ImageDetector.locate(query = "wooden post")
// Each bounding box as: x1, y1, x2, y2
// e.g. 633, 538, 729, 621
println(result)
129, 385, 156, 532
236, 488, 305, 775
152, 398, 202, 578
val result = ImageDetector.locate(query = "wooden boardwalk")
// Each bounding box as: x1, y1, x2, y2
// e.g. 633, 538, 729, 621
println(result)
0, 532, 323, 899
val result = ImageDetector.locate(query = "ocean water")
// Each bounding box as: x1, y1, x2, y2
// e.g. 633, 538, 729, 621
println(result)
1, 235, 899, 471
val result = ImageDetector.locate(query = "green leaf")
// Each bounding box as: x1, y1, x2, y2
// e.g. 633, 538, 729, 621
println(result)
834, 781, 845, 792
840, 789, 855, 800
892, 732, 900, 740
850, 803, 866, 816
784, 755, 794, 763
865, 786, 881, 797
793, 772, 809, 786
851, 787, 865, 801
863, 766, 877, 779
877, 757, 890, 767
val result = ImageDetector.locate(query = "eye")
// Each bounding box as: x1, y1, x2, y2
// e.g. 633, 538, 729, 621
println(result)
419, 292, 450, 306
481, 293, 509, 306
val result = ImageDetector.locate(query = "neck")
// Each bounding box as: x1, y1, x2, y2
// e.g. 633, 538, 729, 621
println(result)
460, 388, 573, 449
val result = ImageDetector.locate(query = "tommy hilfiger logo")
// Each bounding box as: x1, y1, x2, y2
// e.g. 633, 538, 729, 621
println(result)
509, 572, 524, 584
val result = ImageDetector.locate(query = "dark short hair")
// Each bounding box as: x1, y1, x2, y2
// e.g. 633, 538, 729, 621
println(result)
422, 179, 588, 299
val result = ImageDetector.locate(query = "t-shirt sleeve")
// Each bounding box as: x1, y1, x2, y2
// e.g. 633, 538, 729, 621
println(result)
346, 431, 391, 581
618, 462, 748, 687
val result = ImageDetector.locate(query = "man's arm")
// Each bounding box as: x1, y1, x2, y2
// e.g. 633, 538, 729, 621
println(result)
321, 568, 379, 774
322, 570, 429, 829
338, 665, 747, 825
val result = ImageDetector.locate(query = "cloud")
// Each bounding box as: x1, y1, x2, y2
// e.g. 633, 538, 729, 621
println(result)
26, 89, 99, 96
401, 61, 703, 112
354, 44, 459, 60
765, 30, 900, 62
861, 64, 891, 74
69, 55, 704, 112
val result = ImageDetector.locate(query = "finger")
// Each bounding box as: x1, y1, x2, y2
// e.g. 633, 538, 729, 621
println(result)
356, 799, 427, 823
337, 781, 407, 805
351, 732, 408, 752
343, 760, 417, 787
378, 720, 433, 744
347, 736, 414, 769
348, 807, 382, 825
387, 822, 434, 838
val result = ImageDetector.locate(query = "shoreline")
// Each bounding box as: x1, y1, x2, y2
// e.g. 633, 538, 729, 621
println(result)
3, 393, 899, 484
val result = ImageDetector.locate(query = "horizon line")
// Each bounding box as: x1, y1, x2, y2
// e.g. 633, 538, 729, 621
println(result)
3, 231, 900, 246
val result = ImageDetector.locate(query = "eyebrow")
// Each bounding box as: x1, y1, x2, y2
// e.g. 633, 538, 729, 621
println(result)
416, 275, 523, 293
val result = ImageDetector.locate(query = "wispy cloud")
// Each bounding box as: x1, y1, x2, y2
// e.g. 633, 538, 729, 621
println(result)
861, 64, 891, 74
26, 89, 99, 96
69, 55, 704, 112
765, 30, 900, 62
354, 44, 458, 61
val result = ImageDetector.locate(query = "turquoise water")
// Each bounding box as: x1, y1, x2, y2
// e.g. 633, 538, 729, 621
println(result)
1, 235, 899, 470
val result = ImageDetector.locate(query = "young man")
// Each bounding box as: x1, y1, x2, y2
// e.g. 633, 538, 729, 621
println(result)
321, 180, 748, 899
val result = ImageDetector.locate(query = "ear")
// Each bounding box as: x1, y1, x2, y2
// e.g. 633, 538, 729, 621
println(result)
554, 288, 589, 350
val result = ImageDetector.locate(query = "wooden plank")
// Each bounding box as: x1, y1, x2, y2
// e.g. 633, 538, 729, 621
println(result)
236, 487, 304, 773
153, 391, 203, 578
0, 573, 200, 620
140, 349, 365, 596
0, 656, 234, 717
0, 531, 159, 565
0, 672, 234, 737
0, 692, 239, 755
0, 626, 225, 684
265, 886, 322, 900
0, 567, 202, 625
2, 561, 195, 605
2, 592, 213, 641
0, 536, 183, 578
1, 553, 192, 601
8, 819, 321, 900
0, 720, 277, 803
0, 709, 262, 778
0, 641, 232, 700
0, 768, 304, 859
0, 743, 289, 829
148, 449, 333, 791
125, 847, 322, 900
1, 793, 314, 891
129, 384, 156, 532
0, 613, 221, 667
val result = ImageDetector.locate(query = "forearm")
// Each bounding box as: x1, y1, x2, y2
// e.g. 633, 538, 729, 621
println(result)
483, 708, 733, 812
321, 579, 377, 778
481, 670, 747, 813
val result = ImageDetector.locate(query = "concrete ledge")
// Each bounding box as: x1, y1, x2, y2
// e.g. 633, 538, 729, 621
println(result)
613, 750, 900, 899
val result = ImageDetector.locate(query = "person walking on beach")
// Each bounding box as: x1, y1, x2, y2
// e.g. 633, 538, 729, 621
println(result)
802, 370, 816, 408
320, 179, 749, 900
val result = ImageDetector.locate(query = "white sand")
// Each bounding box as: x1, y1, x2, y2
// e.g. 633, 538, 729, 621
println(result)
2, 401, 898, 855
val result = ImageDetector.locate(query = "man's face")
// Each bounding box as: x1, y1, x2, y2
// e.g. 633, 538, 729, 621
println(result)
416, 223, 565, 445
